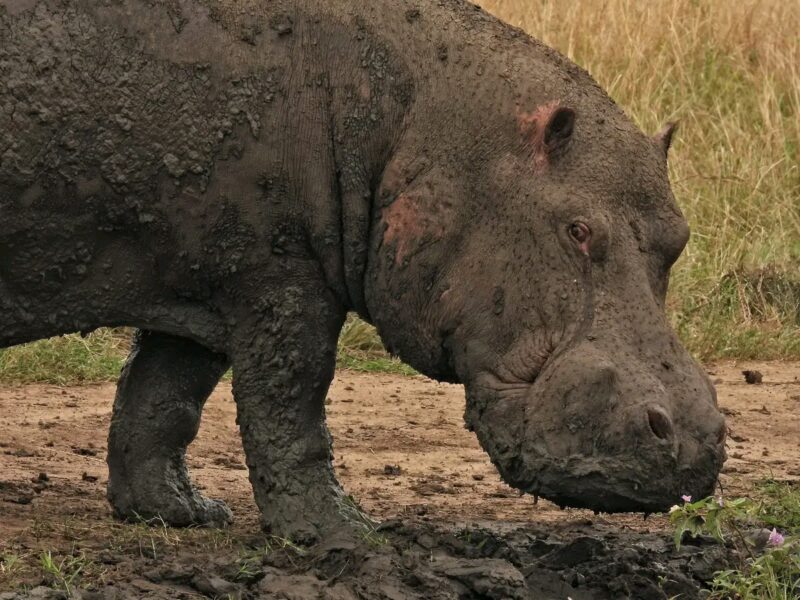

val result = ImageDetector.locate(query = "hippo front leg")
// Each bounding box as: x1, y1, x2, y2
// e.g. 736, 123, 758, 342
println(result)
107, 330, 232, 527
230, 285, 358, 542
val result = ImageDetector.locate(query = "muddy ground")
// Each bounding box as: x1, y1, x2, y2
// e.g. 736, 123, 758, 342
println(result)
0, 362, 798, 599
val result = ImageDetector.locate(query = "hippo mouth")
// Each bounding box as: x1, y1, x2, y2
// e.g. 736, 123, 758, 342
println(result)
511, 451, 721, 514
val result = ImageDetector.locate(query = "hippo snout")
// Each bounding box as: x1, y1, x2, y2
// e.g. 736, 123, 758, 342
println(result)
529, 344, 726, 512
473, 340, 728, 514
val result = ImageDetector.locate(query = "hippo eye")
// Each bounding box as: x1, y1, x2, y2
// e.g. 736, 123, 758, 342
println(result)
568, 222, 591, 245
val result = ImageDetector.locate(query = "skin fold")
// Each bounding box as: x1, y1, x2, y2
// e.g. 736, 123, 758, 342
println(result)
0, 0, 726, 540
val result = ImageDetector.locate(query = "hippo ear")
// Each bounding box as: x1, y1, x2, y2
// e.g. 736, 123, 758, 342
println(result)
654, 122, 678, 158
544, 107, 576, 153
518, 103, 577, 168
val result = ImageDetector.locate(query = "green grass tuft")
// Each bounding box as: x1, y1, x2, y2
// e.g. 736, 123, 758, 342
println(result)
0, 329, 129, 385
0, 319, 414, 383
336, 316, 417, 376
669, 480, 800, 599
757, 480, 800, 536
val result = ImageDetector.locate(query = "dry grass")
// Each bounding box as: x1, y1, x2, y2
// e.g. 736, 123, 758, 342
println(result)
0, 330, 130, 385
481, 0, 800, 359
0, 319, 413, 385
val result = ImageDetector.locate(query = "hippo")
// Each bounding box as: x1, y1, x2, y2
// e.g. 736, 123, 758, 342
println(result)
0, 0, 727, 540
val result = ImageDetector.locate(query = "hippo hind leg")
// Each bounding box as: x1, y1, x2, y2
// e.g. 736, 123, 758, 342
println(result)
107, 330, 232, 527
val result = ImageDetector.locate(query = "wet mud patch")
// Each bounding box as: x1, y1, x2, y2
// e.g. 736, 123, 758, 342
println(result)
2, 520, 735, 599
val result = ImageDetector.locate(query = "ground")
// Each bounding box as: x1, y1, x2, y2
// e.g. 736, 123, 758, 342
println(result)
0, 362, 797, 598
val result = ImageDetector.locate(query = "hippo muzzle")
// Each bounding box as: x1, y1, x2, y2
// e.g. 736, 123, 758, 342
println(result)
468, 336, 727, 514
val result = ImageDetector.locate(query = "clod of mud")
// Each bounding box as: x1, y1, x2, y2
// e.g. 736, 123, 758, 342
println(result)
742, 370, 763, 384
383, 464, 402, 476
4, 521, 736, 599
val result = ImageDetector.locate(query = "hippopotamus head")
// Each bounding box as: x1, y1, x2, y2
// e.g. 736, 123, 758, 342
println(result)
365, 63, 726, 514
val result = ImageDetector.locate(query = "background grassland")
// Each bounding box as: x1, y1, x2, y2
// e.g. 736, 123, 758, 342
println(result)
0, 0, 798, 383
483, 0, 800, 359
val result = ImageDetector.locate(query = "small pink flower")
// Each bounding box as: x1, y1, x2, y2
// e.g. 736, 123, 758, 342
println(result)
768, 528, 785, 547
681, 495, 692, 503
717, 497, 724, 507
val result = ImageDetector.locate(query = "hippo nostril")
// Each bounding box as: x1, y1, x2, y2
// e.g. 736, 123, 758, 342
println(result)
717, 424, 727, 445
647, 408, 674, 441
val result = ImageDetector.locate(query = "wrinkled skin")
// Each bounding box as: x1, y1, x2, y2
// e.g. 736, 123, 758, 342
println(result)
0, 0, 726, 539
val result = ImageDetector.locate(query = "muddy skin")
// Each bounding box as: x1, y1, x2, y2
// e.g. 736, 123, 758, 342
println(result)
107, 330, 232, 527
1, 0, 725, 541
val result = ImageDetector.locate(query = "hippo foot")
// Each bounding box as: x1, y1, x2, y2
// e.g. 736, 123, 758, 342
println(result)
110, 487, 233, 528
116, 491, 233, 529
107, 466, 233, 528
261, 492, 377, 545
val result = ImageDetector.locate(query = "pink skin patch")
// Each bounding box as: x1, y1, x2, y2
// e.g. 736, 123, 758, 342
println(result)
382, 192, 446, 265
383, 193, 424, 264
517, 101, 563, 170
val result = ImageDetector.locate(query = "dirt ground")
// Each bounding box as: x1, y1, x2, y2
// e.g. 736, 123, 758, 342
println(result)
0, 362, 798, 598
